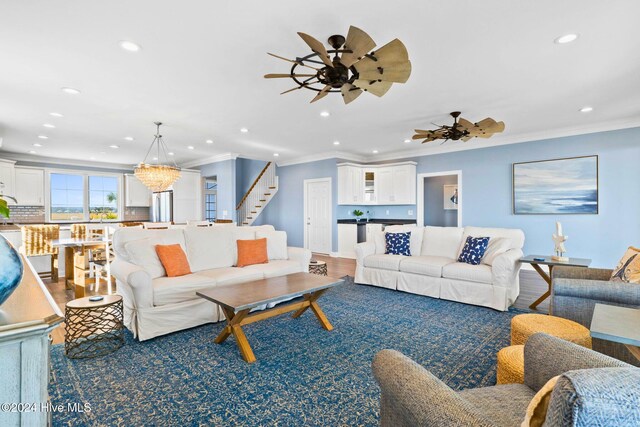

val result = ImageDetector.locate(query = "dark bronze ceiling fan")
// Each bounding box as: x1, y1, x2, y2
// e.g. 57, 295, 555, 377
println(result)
413, 112, 505, 144
264, 26, 411, 104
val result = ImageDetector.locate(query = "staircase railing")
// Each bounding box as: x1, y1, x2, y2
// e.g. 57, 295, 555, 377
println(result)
236, 162, 278, 226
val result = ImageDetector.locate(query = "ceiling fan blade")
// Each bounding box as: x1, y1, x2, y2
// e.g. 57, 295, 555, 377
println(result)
461, 136, 473, 142
310, 85, 332, 103
413, 134, 431, 140
264, 73, 316, 79
340, 26, 376, 68
341, 83, 363, 104
267, 52, 323, 71
353, 79, 392, 97
280, 86, 304, 95
354, 39, 411, 83
457, 118, 475, 132
297, 32, 334, 68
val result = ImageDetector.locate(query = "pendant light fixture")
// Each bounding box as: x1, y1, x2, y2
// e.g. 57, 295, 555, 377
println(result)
134, 122, 181, 192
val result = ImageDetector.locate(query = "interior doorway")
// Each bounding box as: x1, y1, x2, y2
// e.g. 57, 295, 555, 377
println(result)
303, 178, 332, 254
203, 176, 217, 221
417, 171, 462, 227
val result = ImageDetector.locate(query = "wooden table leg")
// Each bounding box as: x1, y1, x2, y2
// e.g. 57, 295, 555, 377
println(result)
64, 247, 75, 290
292, 289, 327, 319
214, 308, 256, 363
626, 344, 640, 362
529, 264, 553, 310
310, 300, 333, 331
291, 289, 333, 330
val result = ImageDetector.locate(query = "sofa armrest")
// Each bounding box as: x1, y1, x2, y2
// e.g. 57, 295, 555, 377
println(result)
491, 248, 524, 288
372, 349, 492, 427
355, 242, 376, 266
552, 266, 613, 281
287, 246, 312, 273
524, 333, 631, 392
111, 259, 153, 309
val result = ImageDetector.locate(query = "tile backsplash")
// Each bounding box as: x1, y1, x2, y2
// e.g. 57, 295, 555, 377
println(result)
6, 206, 149, 223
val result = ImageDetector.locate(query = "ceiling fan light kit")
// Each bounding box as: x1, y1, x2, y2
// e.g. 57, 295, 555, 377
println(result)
265, 26, 411, 104
412, 112, 505, 144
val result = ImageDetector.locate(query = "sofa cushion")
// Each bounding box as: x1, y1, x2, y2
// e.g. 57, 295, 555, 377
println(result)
421, 226, 464, 259
482, 237, 512, 266
197, 266, 264, 286
384, 225, 424, 257
243, 259, 302, 278
462, 226, 525, 252
184, 226, 235, 272
256, 230, 288, 260
124, 237, 167, 279
459, 383, 536, 427
113, 228, 186, 262
363, 254, 404, 271
458, 236, 490, 265
443, 262, 493, 284
399, 256, 456, 277
237, 238, 269, 267
385, 232, 412, 256
152, 273, 215, 306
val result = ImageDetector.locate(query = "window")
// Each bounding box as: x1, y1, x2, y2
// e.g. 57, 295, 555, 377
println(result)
48, 171, 121, 222
204, 179, 217, 221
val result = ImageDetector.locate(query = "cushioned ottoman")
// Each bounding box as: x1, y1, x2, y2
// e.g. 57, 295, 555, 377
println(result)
511, 313, 592, 348
496, 345, 524, 384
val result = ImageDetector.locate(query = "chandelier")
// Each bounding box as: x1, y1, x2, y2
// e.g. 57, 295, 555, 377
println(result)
134, 122, 181, 192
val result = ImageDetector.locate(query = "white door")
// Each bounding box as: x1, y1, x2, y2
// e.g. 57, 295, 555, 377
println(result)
305, 178, 332, 254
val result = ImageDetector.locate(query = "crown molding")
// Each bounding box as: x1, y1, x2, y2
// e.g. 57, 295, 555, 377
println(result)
372, 118, 640, 163
276, 151, 368, 167
179, 152, 239, 168
0, 151, 134, 171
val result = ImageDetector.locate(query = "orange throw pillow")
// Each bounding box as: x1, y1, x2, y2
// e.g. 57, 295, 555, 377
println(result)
155, 244, 191, 277
237, 238, 269, 267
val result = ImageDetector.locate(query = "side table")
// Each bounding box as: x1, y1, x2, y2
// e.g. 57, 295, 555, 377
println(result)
65, 295, 124, 359
519, 255, 591, 310
309, 260, 328, 276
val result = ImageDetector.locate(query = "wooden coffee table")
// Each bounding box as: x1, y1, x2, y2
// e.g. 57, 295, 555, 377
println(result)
197, 272, 344, 363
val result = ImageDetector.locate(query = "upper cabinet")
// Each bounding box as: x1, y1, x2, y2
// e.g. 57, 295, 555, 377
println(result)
15, 167, 44, 206
0, 159, 16, 205
337, 162, 416, 205
125, 174, 151, 207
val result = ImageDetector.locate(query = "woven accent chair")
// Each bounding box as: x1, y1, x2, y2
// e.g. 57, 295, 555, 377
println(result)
21, 224, 59, 282
551, 265, 640, 366
120, 222, 143, 227
373, 333, 638, 427
70, 223, 86, 239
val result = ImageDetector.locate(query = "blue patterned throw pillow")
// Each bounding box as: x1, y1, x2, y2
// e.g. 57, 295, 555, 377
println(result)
385, 232, 411, 256
458, 236, 490, 265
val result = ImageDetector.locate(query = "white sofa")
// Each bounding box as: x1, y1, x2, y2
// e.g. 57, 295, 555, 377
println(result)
111, 225, 312, 340
355, 226, 525, 311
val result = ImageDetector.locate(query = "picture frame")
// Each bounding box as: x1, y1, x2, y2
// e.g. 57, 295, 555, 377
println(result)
443, 184, 458, 210
512, 155, 598, 215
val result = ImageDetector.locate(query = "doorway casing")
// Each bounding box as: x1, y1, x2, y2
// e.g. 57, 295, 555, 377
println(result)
416, 170, 462, 227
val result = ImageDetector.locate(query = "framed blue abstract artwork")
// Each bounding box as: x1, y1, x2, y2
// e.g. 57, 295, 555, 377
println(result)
513, 155, 598, 214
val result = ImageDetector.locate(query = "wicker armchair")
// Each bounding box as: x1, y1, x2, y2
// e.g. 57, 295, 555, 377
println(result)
21, 224, 59, 282
551, 265, 640, 366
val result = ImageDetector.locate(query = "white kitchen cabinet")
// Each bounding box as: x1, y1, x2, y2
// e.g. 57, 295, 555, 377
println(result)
0, 159, 16, 205
337, 162, 416, 206
125, 174, 151, 207
337, 223, 358, 259
171, 170, 203, 223
337, 165, 363, 205
14, 167, 44, 206
365, 223, 383, 242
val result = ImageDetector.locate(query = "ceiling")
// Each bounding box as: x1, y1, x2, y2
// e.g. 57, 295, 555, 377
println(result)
1, 0, 639, 168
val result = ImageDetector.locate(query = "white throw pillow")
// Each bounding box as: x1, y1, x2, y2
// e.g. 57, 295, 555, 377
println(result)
256, 230, 288, 260
421, 226, 464, 259
373, 231, 387, 254
124, 238, 167, 279
384, 225, 424, 256
184, 227, 235, 272
482, 237, 512, 265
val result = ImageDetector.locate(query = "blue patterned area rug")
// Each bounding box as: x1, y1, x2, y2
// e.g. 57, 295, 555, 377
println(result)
50, 277, 526, 426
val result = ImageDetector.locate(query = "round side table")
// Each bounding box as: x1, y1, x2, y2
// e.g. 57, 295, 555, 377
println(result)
65, 295, 124, 359
309, 260, 328, 276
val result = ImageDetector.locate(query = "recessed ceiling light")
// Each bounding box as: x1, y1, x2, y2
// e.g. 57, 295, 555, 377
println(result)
89, 157, 96, 160
49, 112, 64, 117
206, 139, 214, 144
554, 33, 579, 44
320, 111, 330, 117
333, 141, 340, 146
372, 149, 379, 154
579, 106, 593, 113
124, 136, 134, 141
187, 146, 194, 150
28, 150, 36, 154
152, 157, 158, 160
240, 128, 249, 133
61, 87, 81, 95
273, 153, 279, 157
168, 152, 174, 156
38, 135, 48, 139
119, 40, 141, 52
33, 143, 42, 147
43, 123, 56, 128
404, 139, 411, 143
109, 145, 119, 149
99, 151, 106, 154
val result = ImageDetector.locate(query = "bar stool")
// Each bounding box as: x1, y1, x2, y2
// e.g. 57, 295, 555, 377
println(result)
21, 224, 59, 282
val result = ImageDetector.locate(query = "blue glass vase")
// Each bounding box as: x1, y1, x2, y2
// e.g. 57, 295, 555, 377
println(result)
0, 234, 24, 305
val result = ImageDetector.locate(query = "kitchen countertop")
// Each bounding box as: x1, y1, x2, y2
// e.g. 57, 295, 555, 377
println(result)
0, 220, 146, 233
337, 219, 417, 225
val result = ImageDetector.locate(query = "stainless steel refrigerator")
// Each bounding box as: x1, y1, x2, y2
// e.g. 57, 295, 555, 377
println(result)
150, 190, 173, 223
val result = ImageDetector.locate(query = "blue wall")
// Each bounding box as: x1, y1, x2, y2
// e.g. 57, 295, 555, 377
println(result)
235, 158, 268, 204
260, 127, 640, 267
198, 159, 236, 221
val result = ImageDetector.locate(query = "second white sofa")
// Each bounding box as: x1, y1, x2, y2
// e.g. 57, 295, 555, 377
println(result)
355, 225, 525, 311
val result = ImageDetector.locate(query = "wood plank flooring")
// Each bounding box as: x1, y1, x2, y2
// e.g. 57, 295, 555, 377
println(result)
45, 255, 549, 344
